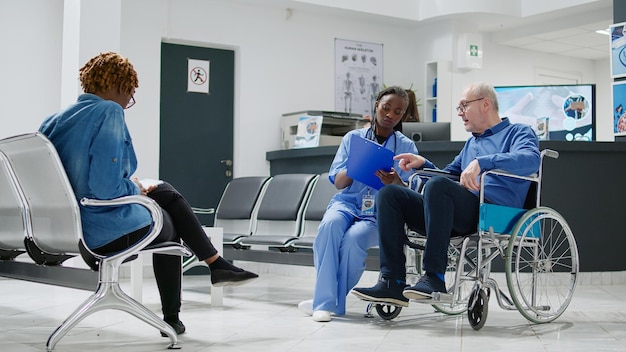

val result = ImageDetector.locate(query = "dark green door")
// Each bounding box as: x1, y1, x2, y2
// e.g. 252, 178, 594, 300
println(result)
160, 42, 234, 226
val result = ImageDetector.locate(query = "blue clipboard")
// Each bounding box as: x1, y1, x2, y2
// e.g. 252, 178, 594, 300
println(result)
346, 134, 394, 190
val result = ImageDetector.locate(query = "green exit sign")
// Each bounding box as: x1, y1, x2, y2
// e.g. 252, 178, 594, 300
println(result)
470, 45, 479, 57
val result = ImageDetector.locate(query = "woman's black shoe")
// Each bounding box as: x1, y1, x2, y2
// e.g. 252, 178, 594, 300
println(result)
210, 269, 259, 287
160, 319, 186, 337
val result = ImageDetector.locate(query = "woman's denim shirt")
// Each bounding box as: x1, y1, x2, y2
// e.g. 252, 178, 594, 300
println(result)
39, 94, 151, 249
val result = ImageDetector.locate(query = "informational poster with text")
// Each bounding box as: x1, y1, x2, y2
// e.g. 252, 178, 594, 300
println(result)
334, 39, 383, 117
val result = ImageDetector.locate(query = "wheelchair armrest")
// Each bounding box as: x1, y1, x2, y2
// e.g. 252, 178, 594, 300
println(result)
542, 149, 559, 159
80, 195, 163, 263
415, 168, 460, 181
481, 169, 538, 182
409, 168, 460, 192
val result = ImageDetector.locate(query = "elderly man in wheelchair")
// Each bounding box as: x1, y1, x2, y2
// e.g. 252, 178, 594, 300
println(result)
352, 82, 579, 329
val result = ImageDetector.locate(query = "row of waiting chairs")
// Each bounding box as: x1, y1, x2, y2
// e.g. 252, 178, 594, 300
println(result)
0, 132, 187, 350
214, 173, 340, 251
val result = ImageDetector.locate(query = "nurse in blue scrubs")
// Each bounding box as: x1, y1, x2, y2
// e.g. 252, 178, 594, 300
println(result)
298, 86, 433, 322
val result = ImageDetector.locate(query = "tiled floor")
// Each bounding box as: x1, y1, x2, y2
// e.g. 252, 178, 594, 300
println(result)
2, 263, 625, 352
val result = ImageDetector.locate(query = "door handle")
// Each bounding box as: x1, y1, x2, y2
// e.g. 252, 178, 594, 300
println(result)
220, 159, 233, 177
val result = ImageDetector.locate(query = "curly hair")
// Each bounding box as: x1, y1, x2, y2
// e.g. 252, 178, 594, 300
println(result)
79, 52, 138, 95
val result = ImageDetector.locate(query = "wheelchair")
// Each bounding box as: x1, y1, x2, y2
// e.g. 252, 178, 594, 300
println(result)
362, 149, 580, 330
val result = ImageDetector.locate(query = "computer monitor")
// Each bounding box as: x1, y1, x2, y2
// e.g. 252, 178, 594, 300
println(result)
401, 122, 451, 142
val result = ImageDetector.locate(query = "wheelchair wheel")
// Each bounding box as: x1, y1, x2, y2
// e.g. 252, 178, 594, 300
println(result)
375, 304, 402, 320
505, 206, 579, 324
467, 289, 488, 330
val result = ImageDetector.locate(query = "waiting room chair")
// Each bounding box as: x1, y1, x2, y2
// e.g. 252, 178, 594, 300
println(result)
0, 149, 27, 260
239, 173, 318, 249
290, 173, 339, 249
182, 176, 271, 273
0, 133, 190, 351
213, 176, 272, 247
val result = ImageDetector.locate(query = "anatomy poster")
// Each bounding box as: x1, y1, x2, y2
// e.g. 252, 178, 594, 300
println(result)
334, 38, 383, 117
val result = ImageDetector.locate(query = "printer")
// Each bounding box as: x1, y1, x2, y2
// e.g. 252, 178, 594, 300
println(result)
280, 110, 368, 149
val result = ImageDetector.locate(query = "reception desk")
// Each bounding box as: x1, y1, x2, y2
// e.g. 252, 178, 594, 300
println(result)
267, 141, 626, 272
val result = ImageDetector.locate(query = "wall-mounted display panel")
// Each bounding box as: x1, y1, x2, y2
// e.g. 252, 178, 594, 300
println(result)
495, 84, 595, 142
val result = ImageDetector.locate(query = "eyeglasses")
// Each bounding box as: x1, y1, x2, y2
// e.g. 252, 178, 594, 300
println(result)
125, 96, 136, 110
455, 97, 484, 113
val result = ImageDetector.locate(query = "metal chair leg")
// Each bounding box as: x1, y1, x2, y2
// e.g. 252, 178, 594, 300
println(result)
46, 282, 181, 351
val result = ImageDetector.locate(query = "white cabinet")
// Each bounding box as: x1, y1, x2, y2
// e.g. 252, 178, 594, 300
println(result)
424, 61, 452, 123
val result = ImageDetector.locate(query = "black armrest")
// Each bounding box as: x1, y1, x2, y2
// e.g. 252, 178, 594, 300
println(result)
416, 168, 460, 182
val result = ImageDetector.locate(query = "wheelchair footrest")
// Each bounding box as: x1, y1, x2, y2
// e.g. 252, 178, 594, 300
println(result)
409, 292, 453, 304
432, 292, 454, 302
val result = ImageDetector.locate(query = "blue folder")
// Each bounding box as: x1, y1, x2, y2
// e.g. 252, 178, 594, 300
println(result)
346, 134, 394, 190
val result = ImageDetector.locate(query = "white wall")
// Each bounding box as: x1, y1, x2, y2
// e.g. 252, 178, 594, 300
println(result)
0, 0, 63, 137
0, 0, 614, 181
119, 0, 168, 181
163, 0, 423, 176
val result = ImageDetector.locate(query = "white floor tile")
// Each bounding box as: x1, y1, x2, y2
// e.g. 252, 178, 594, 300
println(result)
0, 267, 625, 352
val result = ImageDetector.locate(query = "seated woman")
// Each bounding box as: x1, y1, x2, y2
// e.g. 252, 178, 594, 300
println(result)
39, 52, 257, 335
298, 86, 423, 322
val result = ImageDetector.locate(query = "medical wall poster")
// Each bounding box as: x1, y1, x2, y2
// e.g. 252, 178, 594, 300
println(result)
334, 38, 383, 117
613, 81, 626, 135
610, 21, 626, 79
187, 59, 210, 93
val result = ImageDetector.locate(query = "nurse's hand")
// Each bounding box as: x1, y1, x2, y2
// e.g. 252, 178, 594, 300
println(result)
376, 168, 404, 186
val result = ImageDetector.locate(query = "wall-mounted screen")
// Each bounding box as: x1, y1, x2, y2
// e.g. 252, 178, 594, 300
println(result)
494, 84, 595, 142
612, 81, 626, 136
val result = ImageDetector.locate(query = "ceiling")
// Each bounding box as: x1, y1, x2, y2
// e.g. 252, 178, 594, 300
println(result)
483, 5, 614, 61
410, 0, 614, 61
258, 0, 615, 61
495, 21, 610, 60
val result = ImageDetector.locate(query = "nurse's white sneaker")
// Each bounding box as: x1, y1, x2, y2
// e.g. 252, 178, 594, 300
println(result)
312, 310, 332, 322
299, 299, 335, 321
298, 299, 313, 316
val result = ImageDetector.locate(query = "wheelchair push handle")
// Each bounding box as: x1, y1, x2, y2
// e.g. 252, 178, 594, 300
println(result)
542, 149, 559, 159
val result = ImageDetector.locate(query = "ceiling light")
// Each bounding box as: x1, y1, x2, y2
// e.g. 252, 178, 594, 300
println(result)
595, 29, 610, 36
